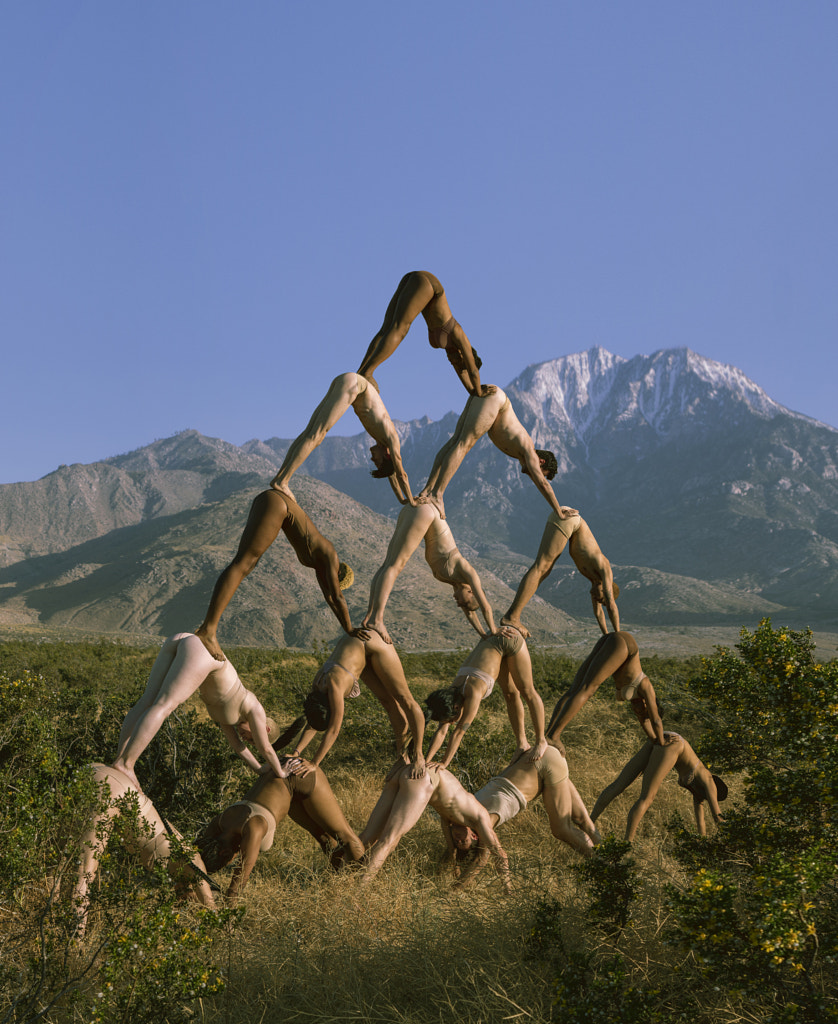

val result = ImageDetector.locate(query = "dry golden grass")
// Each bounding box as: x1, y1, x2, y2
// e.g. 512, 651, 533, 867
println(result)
192, 688, 720, 1024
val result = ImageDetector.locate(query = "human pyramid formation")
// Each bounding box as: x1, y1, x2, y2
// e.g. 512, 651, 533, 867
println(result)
75, 272, 727, 928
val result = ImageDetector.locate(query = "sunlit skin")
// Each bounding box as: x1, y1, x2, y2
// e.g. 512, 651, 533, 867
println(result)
441, 747, 600, 883
357, 270, 486, 396
592, 732, 725, 841
416, 387, 576, 521
195, 489, 353, 661
360, 499, 496, 645
546, 631, 665, 752
291, 630, 426, 779
199, 764, 364, 899
426, 628, 548, 769
503, 510, 619, 638
269, 372, 414, 505
357, 762, 509, 887
73, 764, 215, 938
112, 633, 287, 789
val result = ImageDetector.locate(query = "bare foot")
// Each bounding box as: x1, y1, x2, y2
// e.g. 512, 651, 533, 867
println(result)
590, 826, 603, 846
269, 476, 296, 502
500, 616, 530, 639
111, 762, 142, 792
359, 621, 393, 645
417, 493, 445, 520
195, 625, 225, 662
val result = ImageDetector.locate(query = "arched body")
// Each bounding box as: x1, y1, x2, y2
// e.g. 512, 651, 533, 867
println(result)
546, 631, 665, 750
591, 732, 726, 841
196, 489, 353, 660
74, 763, 215, 937
198, 761, 364, 898
291, 630, 426, 778
503, 511, 619, 636
361, 502, 495, 644
357, 270, 483, 395
416, 387, 572, 521
426, 627, 547, 768
112, 633, 286, 788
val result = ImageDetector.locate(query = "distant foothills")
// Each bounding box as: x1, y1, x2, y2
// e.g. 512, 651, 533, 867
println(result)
1, 347, 836, 651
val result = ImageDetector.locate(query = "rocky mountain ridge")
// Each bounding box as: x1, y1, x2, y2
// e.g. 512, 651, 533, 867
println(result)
1, 347, 835, 648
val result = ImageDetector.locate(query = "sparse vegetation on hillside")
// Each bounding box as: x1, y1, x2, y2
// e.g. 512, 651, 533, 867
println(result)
1, 622, 835, 1022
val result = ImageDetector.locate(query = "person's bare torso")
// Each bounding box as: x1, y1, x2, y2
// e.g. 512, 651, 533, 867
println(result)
498, 761, 542, 802
610, 632, 642, 689
280, 494, 325, 568
485, 390, 533, 462
568, 519, 607, 582
351, 377, 393, 443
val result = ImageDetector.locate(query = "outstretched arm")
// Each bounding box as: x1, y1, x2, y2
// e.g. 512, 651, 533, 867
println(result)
458, 560, 496, 636
438, 684, 483, 769
426, 721, 451, 763
314, 560, 353, 633
226, 817, 269, 899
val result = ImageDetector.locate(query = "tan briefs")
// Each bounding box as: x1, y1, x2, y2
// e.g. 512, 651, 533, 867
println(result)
535, 745, 569, 786
455, 666, 496, 698
229, 800, 277, 851
474, 776, 528, 826
480, 628, 524, 659
546, 509, 581, 541
200, 672, 249, 726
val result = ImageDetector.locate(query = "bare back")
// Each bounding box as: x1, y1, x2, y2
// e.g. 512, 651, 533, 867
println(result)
567, 517, 610, 582
610, 631, 643, 690
485, 391, 536, 462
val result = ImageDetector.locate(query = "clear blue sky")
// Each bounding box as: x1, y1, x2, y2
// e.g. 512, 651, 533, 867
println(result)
2, 3, 836, 484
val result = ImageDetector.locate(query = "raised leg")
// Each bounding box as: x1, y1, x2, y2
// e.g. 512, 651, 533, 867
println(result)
113, 635, 212, 783
504, 517, 571, 630
196, 491, 287, 660
270, 374, 360, 495
357, 271, 436, 381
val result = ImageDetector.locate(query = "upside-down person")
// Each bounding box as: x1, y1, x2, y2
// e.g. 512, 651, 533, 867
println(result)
546, 631, 665, 753
425, 625, 548, 769
269, 371, 413, 505
198, 759, 364, 899
275, 628, 426, 778
73, 763, 215, 938
196, 488, 354, 661
112, 633, 287, 790
360, 500, 496, 645
416, 386, 575, 522
357, 270, 487, 396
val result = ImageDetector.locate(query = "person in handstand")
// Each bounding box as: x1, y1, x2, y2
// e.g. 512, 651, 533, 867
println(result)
502, 510, 619, 638
425, 626, 548, 769
357, 270, 485, 395
74, 762, 216, 938
591, 731, 727, 841
357, 761, 509, 886
195, 488, 354, 661
198, 758, 364, 899
112, 632, 287, 789
444, 746, 600, 872
276, 628, 426, 778
269, 371, 413, 504
416, 386, 575, 521
546, 631, 665, 753
360, 501, 496, 645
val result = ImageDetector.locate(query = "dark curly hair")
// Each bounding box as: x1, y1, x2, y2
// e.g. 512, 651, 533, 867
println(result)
304, 690, 331, 731
535, 449, 558, 480
425, 686, 464, 723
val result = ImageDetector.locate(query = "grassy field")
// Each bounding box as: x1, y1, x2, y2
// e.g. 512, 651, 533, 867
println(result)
1, 631, 835, 1023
